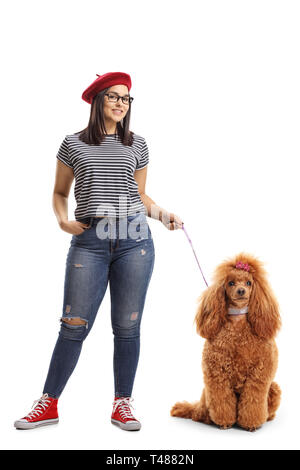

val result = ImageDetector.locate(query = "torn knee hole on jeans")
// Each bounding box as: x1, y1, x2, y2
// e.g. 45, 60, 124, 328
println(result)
60, 317, 88, 329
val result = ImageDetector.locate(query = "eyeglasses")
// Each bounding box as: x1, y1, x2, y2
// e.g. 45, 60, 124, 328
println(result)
104, 93, 134, 105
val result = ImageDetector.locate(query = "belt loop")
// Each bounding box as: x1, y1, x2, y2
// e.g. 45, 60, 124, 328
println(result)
88, 217, 94, 228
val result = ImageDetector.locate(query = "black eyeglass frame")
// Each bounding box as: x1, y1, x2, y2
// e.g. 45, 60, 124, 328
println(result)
104, 93, 134, 105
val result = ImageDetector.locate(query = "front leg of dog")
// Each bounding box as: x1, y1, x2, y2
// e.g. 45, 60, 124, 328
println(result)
237, 379, 269, 431
206, 383, 237, 429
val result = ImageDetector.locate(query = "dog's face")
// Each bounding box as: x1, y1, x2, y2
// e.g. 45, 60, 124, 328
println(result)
195, 254, 281, 340
224, 269, 253, 308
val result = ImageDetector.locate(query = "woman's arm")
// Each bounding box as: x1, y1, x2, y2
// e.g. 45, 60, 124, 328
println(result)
134, 166, 183, 230
53, 160, 74, 225
53, 160, 89, 234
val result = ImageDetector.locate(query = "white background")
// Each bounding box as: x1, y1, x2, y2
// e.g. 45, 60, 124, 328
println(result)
1, 0, 299, 451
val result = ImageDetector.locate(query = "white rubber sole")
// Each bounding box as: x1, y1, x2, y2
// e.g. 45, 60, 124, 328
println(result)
14, 418, 59, 430
111, 418, 141, 431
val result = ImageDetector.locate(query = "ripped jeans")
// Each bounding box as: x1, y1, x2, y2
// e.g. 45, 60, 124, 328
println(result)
43, 212, 155, 399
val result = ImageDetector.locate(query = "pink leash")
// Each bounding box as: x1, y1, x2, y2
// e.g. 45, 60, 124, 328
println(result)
181, 223, 209, 287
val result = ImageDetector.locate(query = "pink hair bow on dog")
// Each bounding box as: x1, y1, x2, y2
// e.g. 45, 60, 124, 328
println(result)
235, 261, 250, 271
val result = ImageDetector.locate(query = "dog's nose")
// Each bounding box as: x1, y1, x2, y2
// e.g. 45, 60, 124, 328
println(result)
237, 288, 245, 296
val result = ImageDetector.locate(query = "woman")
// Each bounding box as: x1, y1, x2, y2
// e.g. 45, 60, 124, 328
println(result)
14, 72, 183, 432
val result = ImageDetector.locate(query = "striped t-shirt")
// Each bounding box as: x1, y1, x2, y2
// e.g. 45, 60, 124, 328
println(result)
56, 132, 149, 220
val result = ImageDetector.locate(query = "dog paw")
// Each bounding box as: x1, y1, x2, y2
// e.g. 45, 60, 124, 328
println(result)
170, 404, 179, 416
237, 419, 263, 432
218, 423, 234, 430
237, 408, 267, 431
243, 425, 261, 432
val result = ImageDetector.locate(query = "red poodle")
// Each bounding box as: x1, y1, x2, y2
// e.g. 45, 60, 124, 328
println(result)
170, 253, 281, 431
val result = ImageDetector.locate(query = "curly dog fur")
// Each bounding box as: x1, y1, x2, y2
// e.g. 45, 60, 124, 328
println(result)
170, 252, 281, 431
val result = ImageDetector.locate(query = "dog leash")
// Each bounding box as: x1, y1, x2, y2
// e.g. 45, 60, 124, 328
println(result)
181, 223, 209, 287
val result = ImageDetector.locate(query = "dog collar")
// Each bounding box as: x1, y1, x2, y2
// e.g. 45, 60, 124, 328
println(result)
228, 306, 249, 316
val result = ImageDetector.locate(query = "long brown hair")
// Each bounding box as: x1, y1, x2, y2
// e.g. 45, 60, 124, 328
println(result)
76, 87, 134, 146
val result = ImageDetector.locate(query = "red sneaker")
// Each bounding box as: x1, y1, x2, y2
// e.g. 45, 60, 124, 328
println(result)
14, 393, 59, 430
111, 397, 141, 431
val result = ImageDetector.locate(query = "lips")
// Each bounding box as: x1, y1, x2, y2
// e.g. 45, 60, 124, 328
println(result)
112, 109, 123, 114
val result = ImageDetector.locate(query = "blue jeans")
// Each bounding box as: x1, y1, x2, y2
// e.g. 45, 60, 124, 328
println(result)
43, 212, 155, 399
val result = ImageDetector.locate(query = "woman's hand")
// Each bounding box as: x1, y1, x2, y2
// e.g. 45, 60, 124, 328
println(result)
160, 211, 183, 231
59, 220, 90, 235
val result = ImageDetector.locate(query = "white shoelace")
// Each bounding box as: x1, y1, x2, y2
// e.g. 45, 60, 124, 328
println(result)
26, 393, 51, 419
112, 397, 137, 420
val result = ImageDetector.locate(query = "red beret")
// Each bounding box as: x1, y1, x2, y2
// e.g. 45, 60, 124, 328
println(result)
82, 72, 132, 104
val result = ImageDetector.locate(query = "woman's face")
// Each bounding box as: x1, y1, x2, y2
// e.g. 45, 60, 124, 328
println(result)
103, 84, 130, 127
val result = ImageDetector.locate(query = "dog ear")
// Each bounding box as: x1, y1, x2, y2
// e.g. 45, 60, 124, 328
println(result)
194, 282, 227, 339
247, 279, 281, 339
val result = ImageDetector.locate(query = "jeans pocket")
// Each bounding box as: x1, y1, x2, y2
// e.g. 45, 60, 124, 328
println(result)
75, 225, 92, 240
